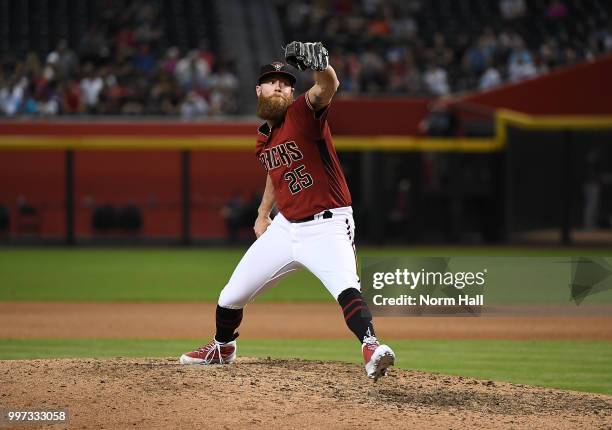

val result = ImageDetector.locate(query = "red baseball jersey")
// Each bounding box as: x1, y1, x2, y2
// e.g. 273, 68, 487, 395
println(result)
255, 93, 352, 221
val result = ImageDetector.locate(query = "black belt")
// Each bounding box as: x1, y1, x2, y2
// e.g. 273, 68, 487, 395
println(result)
293, 210, 333, 223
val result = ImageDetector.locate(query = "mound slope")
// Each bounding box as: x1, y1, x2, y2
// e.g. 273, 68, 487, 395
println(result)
1, 358, 611, 429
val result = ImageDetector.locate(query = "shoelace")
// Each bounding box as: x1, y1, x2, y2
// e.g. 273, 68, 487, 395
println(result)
362, 335, 379, 348
197, 341, 225, 364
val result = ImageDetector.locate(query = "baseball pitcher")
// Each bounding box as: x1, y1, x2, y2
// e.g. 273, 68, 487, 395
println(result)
180, 41, 395, 381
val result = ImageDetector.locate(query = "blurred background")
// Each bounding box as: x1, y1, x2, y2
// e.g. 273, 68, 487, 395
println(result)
0, 0, 611, 246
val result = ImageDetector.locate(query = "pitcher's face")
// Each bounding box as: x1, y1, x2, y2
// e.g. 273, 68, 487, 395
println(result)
255, 76, 295, 121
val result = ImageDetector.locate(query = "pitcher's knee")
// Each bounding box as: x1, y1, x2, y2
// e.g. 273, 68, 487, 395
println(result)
218, 284, 249, 309
327, 279, 361, 301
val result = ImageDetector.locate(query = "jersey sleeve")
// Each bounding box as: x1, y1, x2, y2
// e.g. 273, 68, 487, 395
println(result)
288, 92, 331, 138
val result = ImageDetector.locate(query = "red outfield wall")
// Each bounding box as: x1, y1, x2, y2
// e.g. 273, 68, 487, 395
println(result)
0, 150, 265, 239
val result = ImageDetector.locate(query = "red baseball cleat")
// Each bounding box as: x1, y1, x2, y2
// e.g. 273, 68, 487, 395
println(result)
362, 336, 395, 381
180, 338, 237, 365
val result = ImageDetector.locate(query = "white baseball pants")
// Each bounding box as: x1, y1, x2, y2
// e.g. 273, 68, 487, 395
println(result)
218, 206, 359, 309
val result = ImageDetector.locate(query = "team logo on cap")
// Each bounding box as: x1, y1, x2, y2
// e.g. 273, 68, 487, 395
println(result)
271, 61, 284, 70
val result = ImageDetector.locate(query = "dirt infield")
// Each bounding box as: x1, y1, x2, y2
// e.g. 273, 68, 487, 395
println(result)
2, 302, 612, 429
1, 358, 611, 429
2, 302, 612, 340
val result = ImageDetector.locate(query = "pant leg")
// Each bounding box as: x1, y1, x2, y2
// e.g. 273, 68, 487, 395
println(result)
295, 212, 360, 300
296, 211, 374, 343
218, 214, 300, 309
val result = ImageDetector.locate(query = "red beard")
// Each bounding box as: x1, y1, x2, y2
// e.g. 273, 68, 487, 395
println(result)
256, 93, 294, 121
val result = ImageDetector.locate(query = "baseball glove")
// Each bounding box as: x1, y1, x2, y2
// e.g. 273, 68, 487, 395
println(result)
285, 41, 329, 72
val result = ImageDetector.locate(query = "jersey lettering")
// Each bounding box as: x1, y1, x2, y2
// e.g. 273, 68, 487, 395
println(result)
276, 144, 292, 167
265, 150, 274, 170
258, 154, 268, 171
286, 141, 303, 161
259, 141, 304, 172
270, 147, 281, 168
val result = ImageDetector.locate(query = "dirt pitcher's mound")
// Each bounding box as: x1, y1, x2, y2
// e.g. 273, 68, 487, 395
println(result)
1, 358, 611, 429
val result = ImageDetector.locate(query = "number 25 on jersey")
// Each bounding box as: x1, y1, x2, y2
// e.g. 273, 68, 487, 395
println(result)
284, 165, 313, 194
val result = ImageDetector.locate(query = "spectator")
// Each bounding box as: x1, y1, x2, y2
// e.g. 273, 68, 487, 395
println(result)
479, 61, 502, 90
337, 52, 362, 93
539, 37, 561, 68
148, 71, 174, 114
0, 77, 28, 116
0, 76, 9, 114
463, 39, 488, 76
403, 50, 422, 94
423, 62, 450, 96
507, 38, 533, 71
286, 0, 312, 33
547, 0, 568, 20
102, 73, 131, 115
180, 90, 209, 118
46, 39, 78, 79
208, 63, 239, 115
386, 46, 408, 93
197, 39, 216, 71
508, 56, 537, 82
132, 44, 156, 75
531, 52, 550, 75
20, 89, 38, 115
390, 14, 418, 40
161, 47, 180, 75
160, 87, 181, 115
499, 0, 526, 20
360, 49, 387, 92
367, 10, 391, 37
480, 28, 499, 59
345, 7, 368, 39
133, 3, 162, 45
563, 47, 578, 65
431, 33, 454, 68
23, 52, 42, 80
79, 26, 111, 66
80, 63, 104, 113
58, 79, 82, 114
175, 50, 210, 91
38, 87, 60, 116
604, 28, 612, 51
498, 29, 524, 54
115, 25, 137, 57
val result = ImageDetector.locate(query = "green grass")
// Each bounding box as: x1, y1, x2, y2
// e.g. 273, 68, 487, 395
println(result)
1, 338, 611, 395
1, 247, 611, 302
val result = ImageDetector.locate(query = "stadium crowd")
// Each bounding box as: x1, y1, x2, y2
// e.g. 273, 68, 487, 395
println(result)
1, 0, 611, 117
0, 1, 239, 118
278, 0, 612, 95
